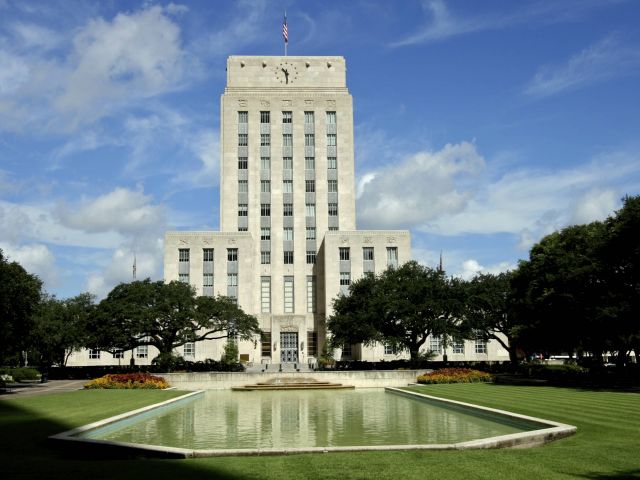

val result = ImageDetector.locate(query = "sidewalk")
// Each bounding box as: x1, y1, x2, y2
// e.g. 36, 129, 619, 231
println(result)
0, 379, 86, 400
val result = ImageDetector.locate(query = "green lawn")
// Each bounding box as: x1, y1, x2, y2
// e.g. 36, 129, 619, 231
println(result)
1, 384, 639, 479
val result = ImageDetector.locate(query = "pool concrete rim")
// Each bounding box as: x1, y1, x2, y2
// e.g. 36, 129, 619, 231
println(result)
49, 387, 577, 458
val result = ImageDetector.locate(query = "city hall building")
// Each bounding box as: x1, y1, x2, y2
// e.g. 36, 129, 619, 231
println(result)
68, 56, 509, 367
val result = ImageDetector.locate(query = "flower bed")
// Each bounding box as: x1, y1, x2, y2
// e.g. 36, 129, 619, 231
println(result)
417, 368, 494, 384
84, 373, 169, 390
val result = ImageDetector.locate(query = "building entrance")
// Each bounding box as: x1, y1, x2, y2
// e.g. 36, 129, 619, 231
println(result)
280, 332, 298, 363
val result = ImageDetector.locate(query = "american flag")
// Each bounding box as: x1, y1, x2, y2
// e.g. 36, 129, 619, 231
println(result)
282, 13, 288, 43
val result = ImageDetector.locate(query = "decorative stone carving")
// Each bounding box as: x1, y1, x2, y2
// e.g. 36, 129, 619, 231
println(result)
238, 99, 247, 107
179, 238, 189, 245
340, 236, 349, 244
304, 99, 314, 106
326, 100, 336, 107
260, 100, 270, 107
282, 100, 292, 106
386, 236, 397, 243
228, 238, 236, 245
363, 237, 373, 244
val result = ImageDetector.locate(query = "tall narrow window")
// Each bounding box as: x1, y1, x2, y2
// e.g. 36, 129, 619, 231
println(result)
306, 276, 316, 313
453, 339, 465, 354
260, 227, 271, 240
307, 331, 318, 356
282, 111, 292, 123
430, 335, 442, 354
260, 111, 270, 123
475, 337, 487, 354
261, 180, 271, 193
305, 157, 315, 169
227, 248, 238, 262
328, 203, 338, 216
283, 203, 293, 216
306, 251, 316, 264
283, 157, 293, 170
328, 157, 337, 169
238, 133, 248, 146
238, 111, 248, 123
328, 180, 338, 192
327, 134, 337, 146
261, 204, 271, 217
306, 204, 316, 217
326, 111, 336, 124
305, 180, 315, 192
339, 272, 351, 286
179, 273, 189, 283
306, 227, 316, 240
183, 342, 195, 358
283, 251, 294, 264
387, 247, 398, 268
260, 133, 270, 146
136, 345, 148, 359
304, 111, 315, 124
283, 227, 293, 241
261, 251, 271, 264
283, 180, 293, 193
305, 134, 315, 146
227, 273, 238, 286
261, 277, 271, 313
261, 332, 272, 357
261, 157, 270, 170
203, 273, 213, 288
179, 249, 190, 262
238, 180, 248, 193
284, 276, 294, 313
283, 134, 292, 147
203, 248, 214, 262
238, 204, 248, 216
363, 247, 374, 261
238, 157, 248, 169
339, 247, 350, 261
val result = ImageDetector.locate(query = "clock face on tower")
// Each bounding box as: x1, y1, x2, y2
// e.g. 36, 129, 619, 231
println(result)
274, 61, 299, 85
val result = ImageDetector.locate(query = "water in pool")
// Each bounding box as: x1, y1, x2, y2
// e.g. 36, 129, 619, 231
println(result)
88, 389, 538, 450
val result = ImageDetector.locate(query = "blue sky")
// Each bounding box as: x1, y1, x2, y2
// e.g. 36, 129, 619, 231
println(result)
1, 0, 639, 299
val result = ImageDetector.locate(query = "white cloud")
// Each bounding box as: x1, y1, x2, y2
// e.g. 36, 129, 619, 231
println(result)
357, 142, 485, 229
56, 187, 165, 235
0, 242, 57, 288
524, 36, 640, 98
0, 50, 30, 95
570, 188, 619, 225
458, 258, 515, 280
11, 22, 63, 50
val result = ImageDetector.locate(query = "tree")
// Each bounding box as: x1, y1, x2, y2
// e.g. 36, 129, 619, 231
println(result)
31, 293, 95, 367
0, 250, 43, 364
91, 279, 260, 359
464, 272, 520, 363
328, 261, 468, 361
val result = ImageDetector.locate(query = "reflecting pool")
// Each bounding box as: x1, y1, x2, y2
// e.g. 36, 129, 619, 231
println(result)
83, 389, 543, 450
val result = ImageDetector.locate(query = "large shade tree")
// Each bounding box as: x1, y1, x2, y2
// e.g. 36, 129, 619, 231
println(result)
91, 279, 260, 360
328, 261, 468, 361
0, 250, 43, 364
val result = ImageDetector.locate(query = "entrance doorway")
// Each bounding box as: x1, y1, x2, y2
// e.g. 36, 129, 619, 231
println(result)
280, 332, 298, 363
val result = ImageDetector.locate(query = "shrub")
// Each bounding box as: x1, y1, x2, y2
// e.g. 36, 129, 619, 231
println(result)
0, 367, 41, 382
84, 373, 169, 389
417, 368, 494, 384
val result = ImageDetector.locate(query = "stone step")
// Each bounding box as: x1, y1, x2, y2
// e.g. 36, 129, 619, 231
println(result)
232, 384, 355, 391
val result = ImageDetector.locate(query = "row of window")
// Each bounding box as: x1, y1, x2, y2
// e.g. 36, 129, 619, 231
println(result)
254, 203, 338, 217
240, 156, 338, 170
260, 276, 317, 314
338, 247, 398, 265
428, 336, 488, 355
88, 343, 196, 360
241, 179, 338, 194
238, 133, 336, 148
239, 111, 336, 125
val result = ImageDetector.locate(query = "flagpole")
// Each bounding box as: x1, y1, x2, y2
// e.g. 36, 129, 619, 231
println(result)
283, 10, 288, 56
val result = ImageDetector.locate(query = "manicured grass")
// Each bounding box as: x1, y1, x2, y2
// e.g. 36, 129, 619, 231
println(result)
1, 384, 639, 479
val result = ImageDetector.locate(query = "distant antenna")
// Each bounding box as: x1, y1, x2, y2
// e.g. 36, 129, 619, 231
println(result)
438, 251, 443, 273
133, 253, 137, 280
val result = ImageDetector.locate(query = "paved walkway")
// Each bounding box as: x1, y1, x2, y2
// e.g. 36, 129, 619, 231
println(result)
0, 379, 86, 400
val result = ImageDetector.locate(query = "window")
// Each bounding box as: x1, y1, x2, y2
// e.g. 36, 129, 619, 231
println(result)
238, 180, 248, 193
306, 203, 316, 217
339, 272, 351, 286
238, 111, 248, 123
307, 276, 316, 313
284, 276, 294, 313
283, 251, 294, 264
261, 332, 272, 357
283, 180, 293, 193
203, 273, 213, 287
430, 336, 442, 354
260, 111, 270, 124
261, 204, 271, 216
260, 133, 270, 146
238, 204, 248, 216
387, 247, 398, 268
475, 338, 487, 354
179, 248, 190, 262
328, 157, 337, 169
342, 344, 352, 356
328, 203, 338, 216
238, 133, 248, 146
282, 111, 292, 123
283, 134, 292, 147
326, 111, 336, 124
384, 343, 397, 355
328, 226, 338, 231
261, 180, 271, 193
306, 251, 316, 264
327, 134, 337, 146
305, 134, 315, 146
283, 227, 293, 241
306, 227, 316, 240
227, 248, 238, 262
452, 339, 465, 354
283, 157, 293, 170
260, 227, 271, 240
179, 273, 189, 283
328, 180, 338, 192
363, 247, 374, 261
304, 111, 314, 124
183, 342, 195, 358
261, 277, 271, 313
238, 227, 247, 232
339, 247, 350, 261
261, 251, 271, 264
112, 349, 124, 359
283, 203, 293, 216
227, 273, 238, 286
261, 157, 270, 169
305, 157, 315, 169
307, 331, 318, 356
136, 345, 148, 359
238, 157, 248, 169
305, 180, 315, 192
